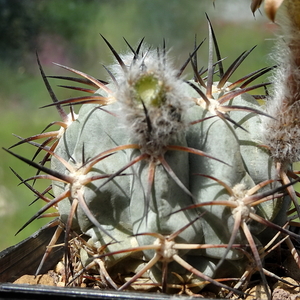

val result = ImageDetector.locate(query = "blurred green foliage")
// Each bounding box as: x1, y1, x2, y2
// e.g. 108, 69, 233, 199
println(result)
0, 0, 274, 251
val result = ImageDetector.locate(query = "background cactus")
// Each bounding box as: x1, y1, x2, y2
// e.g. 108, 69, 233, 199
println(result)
3, 1, 300, 298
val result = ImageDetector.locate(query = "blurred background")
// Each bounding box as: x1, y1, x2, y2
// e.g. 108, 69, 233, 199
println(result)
0, 0, 276, 251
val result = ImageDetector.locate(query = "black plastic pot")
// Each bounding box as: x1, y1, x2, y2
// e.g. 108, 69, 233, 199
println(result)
0, 220, 64, 283
0, 283, 188, 300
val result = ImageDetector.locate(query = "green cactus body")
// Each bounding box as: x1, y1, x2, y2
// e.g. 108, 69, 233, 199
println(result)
184, 84, 289, 267
186, 103, 250, 261
49, 70, 288, 288
51, 101, 135, 266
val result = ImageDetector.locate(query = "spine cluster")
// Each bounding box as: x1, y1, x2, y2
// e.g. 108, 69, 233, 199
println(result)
112, 48, 188, 158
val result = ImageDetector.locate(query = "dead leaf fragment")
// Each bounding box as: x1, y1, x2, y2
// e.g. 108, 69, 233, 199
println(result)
273, 277, 300, 293
265, 0, 285, 21
251, 0, 284, 21
244, 284, 270, 300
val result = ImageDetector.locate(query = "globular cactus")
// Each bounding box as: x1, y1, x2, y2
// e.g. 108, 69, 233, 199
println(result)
4, 11, 300, 299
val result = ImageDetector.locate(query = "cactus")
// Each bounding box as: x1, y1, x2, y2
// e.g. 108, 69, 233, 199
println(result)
4, 9, 300, 299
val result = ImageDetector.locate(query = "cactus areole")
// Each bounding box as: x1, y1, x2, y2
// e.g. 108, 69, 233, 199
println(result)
5, 15, 300, 298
